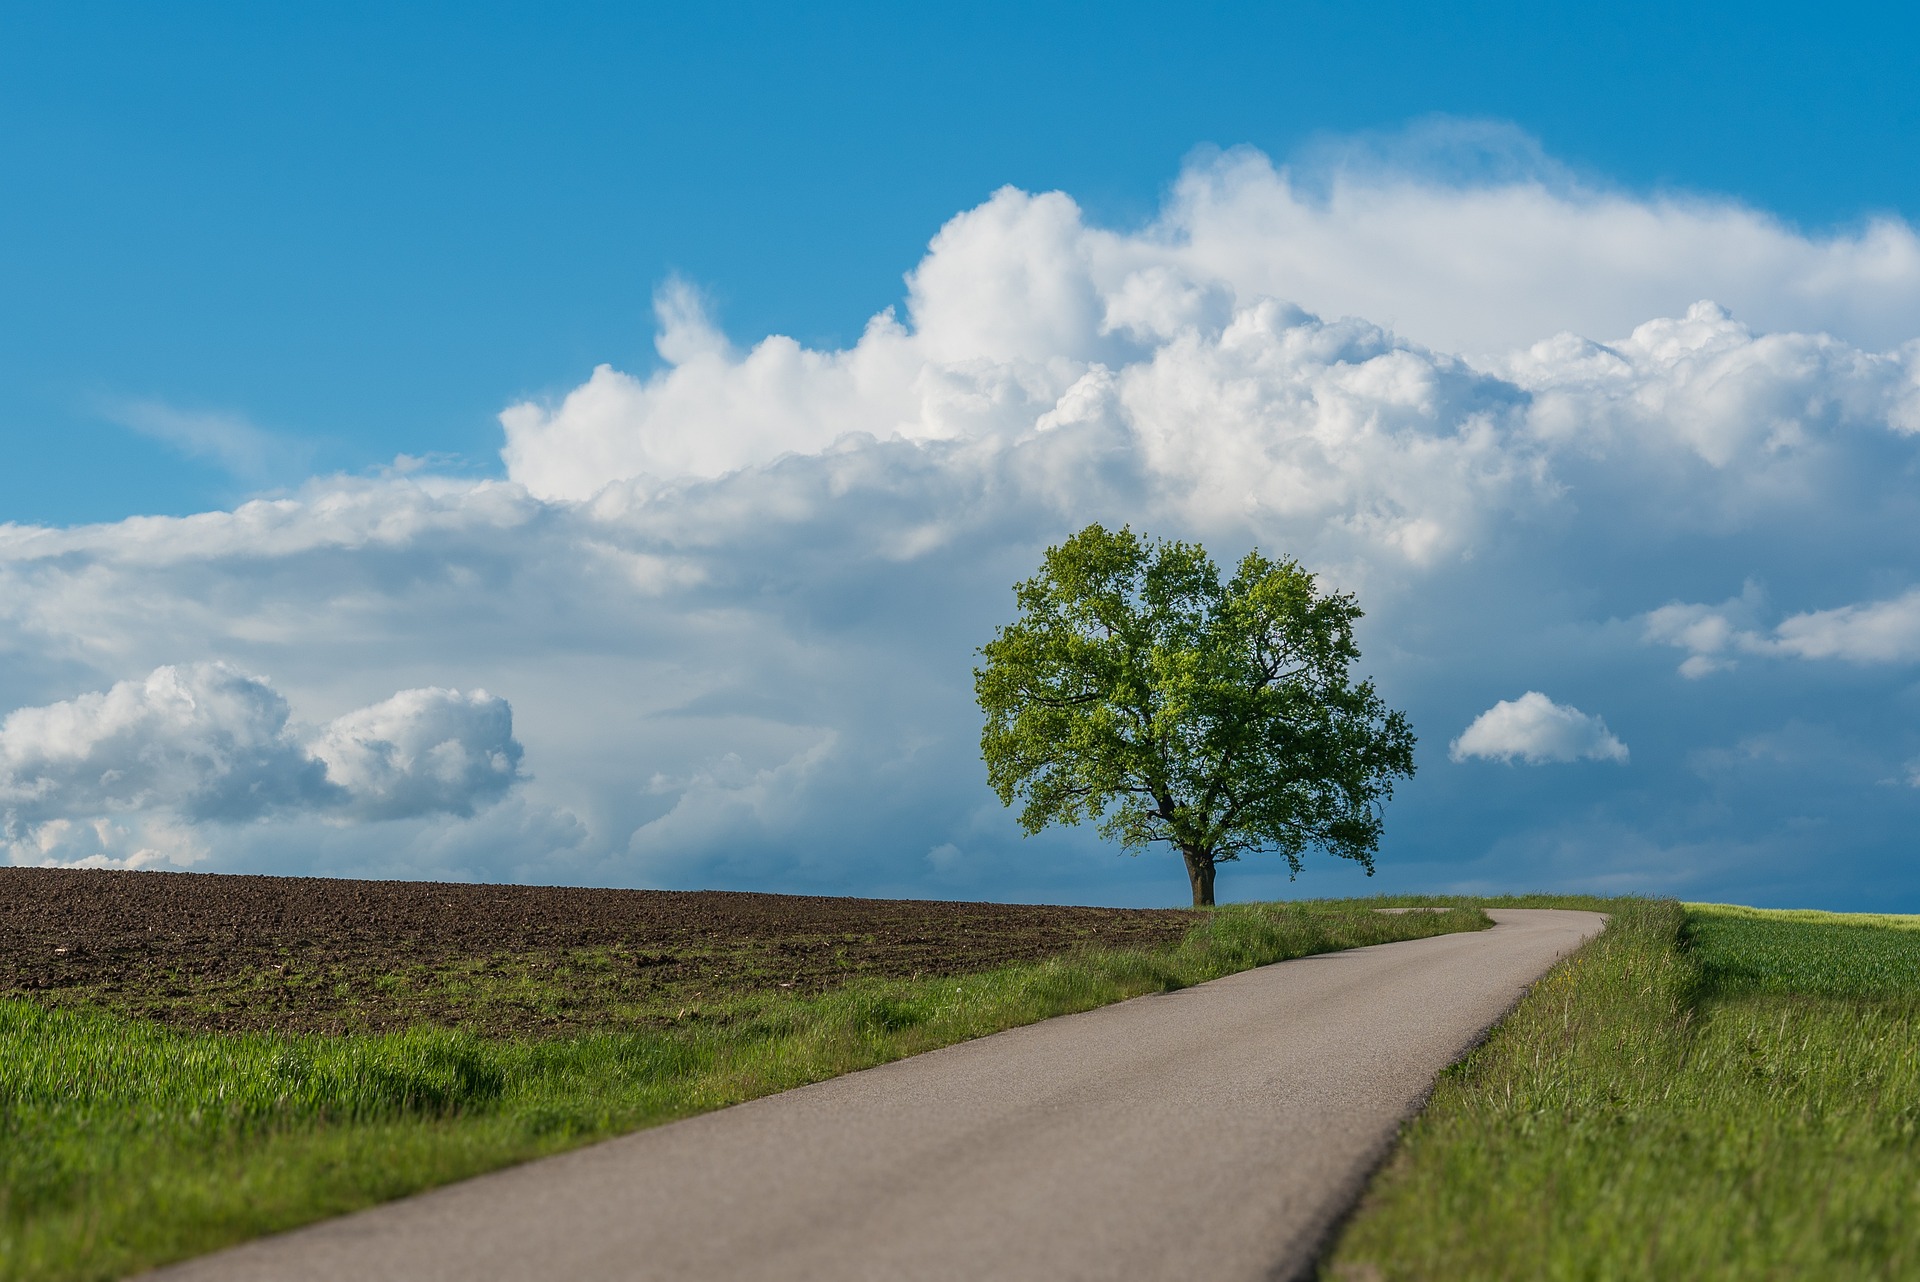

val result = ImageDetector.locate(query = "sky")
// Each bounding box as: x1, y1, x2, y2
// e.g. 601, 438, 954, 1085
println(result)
3, 2, 1919, 910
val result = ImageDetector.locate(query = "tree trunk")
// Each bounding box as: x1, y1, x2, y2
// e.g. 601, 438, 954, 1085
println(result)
1184, 850, 1216, 908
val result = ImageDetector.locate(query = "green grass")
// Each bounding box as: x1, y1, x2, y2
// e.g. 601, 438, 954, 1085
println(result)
1686, 904, 1920, 1000
0, 898, 1486, 1282
1325, 899, 1920, 1280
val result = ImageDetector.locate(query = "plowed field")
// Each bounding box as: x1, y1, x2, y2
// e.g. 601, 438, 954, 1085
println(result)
0, 867, 1192, 1037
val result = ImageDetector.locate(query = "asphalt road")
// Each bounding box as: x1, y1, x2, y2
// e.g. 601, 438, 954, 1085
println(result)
144, 908, 1606, 1282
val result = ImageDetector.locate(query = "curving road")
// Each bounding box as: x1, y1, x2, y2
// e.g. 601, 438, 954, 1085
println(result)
144, 908, 1605, 1282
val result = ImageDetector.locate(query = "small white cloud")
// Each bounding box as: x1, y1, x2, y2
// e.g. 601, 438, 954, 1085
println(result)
1644, 584, 1920, 671
1642, 587, 1764, 677
1450, 692, 1629, 765
1769, 588, 1920, 663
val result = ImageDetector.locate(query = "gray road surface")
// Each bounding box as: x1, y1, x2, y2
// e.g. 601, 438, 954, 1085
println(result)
144, 908, 1606, 1282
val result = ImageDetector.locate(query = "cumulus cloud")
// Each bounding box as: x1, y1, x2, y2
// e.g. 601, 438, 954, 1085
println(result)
1171, 124, 1920, 355
1769, 590, 1920, 663
5, 129, 1920, 905
307, 686, 523, 821
1642, 585, 1770, 678
1645, 584, 1920, 672
0, 664, 329, 825
0, 663, 523, 866
499, 277, 926, 497
502, 272, 1552, 578
1449, 693, 1629, 765
1501, 303, 1920, 469
498, 152, 1920, 583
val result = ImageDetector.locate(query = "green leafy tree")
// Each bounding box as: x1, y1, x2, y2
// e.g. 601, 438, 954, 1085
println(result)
974, 523, 1416, 907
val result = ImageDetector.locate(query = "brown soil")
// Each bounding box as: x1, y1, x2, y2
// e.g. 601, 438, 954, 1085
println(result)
0, 867, 1193, 1038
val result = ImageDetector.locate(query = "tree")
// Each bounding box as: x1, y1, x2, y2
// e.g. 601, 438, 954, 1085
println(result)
974, 524, 1416, 907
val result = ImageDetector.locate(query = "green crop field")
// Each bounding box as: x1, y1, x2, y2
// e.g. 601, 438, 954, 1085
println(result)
0, 898, 1485, 1282
1326, 899, 1920, 1280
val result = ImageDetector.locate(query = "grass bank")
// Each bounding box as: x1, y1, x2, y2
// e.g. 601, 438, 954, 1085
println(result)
1326, 899, 1920, 1280
0, 898, 1485, 1282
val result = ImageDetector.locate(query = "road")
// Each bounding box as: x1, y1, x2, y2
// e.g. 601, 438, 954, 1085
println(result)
144, 908, 1606, 1282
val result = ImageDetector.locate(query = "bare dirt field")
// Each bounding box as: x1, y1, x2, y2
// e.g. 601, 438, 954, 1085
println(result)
0, 867, 1192, 1038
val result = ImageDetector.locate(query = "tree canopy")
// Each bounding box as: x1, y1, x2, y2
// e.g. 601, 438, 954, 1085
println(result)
974, 524, 1416, 907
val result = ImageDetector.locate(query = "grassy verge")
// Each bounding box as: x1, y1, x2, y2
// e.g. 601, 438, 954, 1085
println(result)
1324, 898, 1920, 1280
0, 898, 1485, 1282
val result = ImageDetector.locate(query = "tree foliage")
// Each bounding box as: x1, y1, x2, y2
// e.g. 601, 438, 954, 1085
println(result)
974, 524, 1416, 906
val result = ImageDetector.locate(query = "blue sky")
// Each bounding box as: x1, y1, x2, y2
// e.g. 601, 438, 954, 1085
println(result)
3, 3, 1920, 910
6, 1, 1916, 521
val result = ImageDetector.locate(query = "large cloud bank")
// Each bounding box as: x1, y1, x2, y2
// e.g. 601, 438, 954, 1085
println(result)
5, 135, 1919, 907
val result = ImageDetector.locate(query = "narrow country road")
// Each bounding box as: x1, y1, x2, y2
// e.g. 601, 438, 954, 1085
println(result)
143, 908, 1606, 1282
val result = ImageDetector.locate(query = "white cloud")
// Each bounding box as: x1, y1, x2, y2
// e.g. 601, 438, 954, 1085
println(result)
1769, 589, 1920, 663
499, 279, 926, 498
1169, 124, 1920, 355
1, 663, 524, 866
503, 282, 1546, 571
1502, 303, 1920, 469
0, 663, 329, 825
497, 149, 1920, 585
9, 815, 209, 870
1642, 584, 1769, 677
1644, 584, 1920, 672
1449, 693, 1629, 765
307, 686, 522, 821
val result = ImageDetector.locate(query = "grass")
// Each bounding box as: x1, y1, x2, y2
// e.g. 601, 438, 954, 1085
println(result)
0, 898, 1486, 1282
1686, 904, 1920, 1000
1324, 898, 1920, 1280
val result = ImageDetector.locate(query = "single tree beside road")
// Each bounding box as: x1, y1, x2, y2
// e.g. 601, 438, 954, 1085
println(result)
975, 524, 1416, 907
